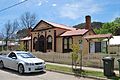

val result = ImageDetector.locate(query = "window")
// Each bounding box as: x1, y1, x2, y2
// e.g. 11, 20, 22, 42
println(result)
47, 35, 52, 49
33, 37, 37, 49
8, 52, 17, 58
69, 38, 72, 49
89, 41, 107, 53
64, 38, 67, 49
63, 37, 73, 53
95, 42, 101, 53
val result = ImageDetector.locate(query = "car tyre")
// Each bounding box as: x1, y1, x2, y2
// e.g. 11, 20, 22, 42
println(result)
0, 61, 4, 69
18, 64, 24, 74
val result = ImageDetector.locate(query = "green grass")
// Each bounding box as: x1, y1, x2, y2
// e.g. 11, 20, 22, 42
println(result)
46, 64, 73, 73
46, 64, 120, 79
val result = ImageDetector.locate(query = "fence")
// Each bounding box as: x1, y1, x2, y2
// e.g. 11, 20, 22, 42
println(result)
33, 52, 120, 69
1, 51, 120, 69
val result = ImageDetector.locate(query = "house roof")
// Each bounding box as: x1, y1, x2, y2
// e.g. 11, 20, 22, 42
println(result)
84, 34, 113, 39
109, 36, 120, 45
44, 20, 76, 30
60, 29, 88, 36
20, 36, 31, 41
32, 20, 76, 31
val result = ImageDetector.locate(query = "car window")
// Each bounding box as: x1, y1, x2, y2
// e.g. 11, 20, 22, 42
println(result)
8, 52, 17, 58
17, 53, 35, 58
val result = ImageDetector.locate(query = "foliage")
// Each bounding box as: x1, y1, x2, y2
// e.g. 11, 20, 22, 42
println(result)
94, 17, 120, 35
3, 20, 19, 50
17, 42, 25, 51
71, 44, 80, 69
20, 12, 37, 29
16, 28, 28, 38
46, 64, 105, 78
73, 22, 103, 29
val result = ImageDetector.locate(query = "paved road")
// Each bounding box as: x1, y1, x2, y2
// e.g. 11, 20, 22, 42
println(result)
0, 68, 94, 80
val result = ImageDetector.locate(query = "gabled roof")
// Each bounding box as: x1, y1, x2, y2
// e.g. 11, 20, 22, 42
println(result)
32, 20, 76, 31
60, 29, 88, 36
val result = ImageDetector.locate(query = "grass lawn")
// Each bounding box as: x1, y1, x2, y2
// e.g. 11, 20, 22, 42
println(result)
46, 64, 120, 79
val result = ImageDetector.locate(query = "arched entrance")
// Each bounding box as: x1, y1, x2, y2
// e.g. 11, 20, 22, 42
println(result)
38, 35, 45, 52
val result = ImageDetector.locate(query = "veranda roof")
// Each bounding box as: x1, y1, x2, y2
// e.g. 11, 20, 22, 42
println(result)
84, 34, 113, 39
20, 36, 31, 41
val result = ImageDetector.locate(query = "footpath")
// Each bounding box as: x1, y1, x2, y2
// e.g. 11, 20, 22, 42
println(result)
46, 62, 119, 75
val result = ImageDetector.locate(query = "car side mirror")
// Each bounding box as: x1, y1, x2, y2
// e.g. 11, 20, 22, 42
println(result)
12, 57, 17, 59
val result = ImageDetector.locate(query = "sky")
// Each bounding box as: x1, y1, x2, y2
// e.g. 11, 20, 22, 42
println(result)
0, 0, 120, 32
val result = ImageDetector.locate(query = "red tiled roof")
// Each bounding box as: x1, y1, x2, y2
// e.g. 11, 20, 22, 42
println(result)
84, 34, 113, 39
44, 20, 76, 30
60, 29, 88, 36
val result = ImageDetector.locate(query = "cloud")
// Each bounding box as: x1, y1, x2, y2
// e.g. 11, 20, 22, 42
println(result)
59, 0, 102, 19
38, 2, 42, 6
52, 4, 57, 7
37, 0, 48, 6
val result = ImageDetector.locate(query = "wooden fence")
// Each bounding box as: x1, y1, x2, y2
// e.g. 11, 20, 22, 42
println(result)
33, 52, 120, 69
1, 51, 120, 69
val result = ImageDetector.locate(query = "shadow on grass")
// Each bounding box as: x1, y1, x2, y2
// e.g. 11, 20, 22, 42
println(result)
72, 68, 86, 77
107, 75, 120, 80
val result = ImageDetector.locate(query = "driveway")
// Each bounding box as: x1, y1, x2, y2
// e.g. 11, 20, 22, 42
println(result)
0, 68, 94, 80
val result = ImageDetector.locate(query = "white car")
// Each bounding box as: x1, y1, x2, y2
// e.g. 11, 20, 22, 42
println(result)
0, 51, 45, 74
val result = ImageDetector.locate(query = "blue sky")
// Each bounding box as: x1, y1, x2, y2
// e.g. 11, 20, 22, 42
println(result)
0, 0, 120, 32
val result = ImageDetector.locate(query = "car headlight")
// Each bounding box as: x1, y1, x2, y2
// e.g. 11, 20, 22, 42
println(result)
25, 62, 34, 66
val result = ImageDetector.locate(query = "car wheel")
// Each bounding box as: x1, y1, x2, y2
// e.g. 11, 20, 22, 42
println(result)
0, 61, 4, 69
18, 64, 24, 74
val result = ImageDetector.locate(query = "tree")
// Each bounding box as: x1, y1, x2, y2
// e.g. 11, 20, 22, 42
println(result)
17, 42, 25, 51
16, 28, 28, 38
114, 17, 120, 24
71, 44, 80, 69
20, 12, 37, 36
4, 20, 19, 50
20, 12, 37, 28
94, 22, 120, 35
73, 22, 103, 29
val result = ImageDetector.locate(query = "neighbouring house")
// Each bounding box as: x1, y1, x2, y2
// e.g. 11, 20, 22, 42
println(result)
109, 36, 120, 54
0, 40, 19, 51
20, 36, 31, 51
28, 15, 113, 54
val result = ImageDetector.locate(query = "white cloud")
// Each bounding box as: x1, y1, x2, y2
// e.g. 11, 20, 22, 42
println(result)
38, 2, 42, 6
59, 0, 102, 19
52, 4, 57, 7
37, 0, 48, 6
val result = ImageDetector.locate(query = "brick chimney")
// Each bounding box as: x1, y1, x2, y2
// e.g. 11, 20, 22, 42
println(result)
85, 15, 91, 30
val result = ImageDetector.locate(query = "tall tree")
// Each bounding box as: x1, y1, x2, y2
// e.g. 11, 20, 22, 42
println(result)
4, 20, 19, 50
20, 12, 37, 37
20, 12, 37, 28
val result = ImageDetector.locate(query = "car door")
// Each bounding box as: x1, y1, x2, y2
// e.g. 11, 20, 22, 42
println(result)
7, 52, 19, 70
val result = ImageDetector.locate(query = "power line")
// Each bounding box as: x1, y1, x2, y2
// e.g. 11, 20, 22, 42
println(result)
0, 0, 28, 13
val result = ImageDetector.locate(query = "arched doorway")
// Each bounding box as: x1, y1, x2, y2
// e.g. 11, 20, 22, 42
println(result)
38, 35, 45, 52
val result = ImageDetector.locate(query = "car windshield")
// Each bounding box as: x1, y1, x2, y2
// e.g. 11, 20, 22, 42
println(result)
17, 53, 36, 58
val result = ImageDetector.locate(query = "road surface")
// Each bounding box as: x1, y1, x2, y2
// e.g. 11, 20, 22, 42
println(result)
0, 68, 94, 80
